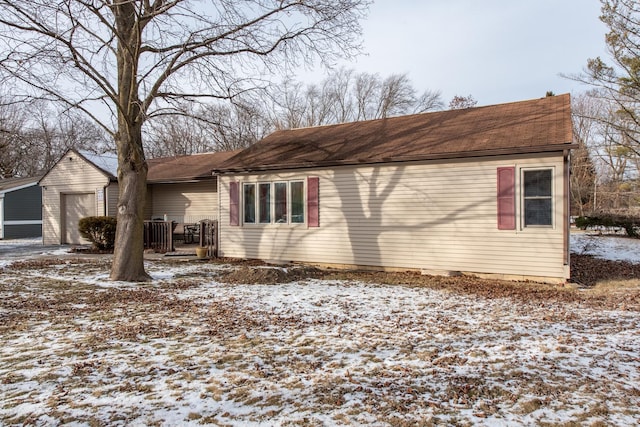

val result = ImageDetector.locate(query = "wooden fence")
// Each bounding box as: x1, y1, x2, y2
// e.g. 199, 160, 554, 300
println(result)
199, 219, 218, 258
143, 219, 218, 256
143, 220, 174, 253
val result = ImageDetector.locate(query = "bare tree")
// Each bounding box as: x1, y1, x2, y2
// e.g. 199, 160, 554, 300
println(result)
270, 68, 443, 128
1, 98, 108, 178
570, 93, 598, 215
144, 99, 270, 157
0, 99, 28, 178
144, 104, 212, 158
0, 0, 369, 281
570, 90, 640, 212
200, 101, 272, 152
448, 94, 478, 110
570, 0, 640, 159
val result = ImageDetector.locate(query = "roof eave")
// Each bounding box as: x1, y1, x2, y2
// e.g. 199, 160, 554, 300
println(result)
212, 143, 578, 174
147, 176, 216, 184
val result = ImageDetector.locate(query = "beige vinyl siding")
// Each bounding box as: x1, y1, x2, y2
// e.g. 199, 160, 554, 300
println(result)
150, 181, 218, 223
40, 151, 111, 244
219, 153, 568, 282
143, 186, 153, 220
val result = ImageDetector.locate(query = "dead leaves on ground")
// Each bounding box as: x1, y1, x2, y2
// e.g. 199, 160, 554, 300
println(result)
570, 254, 640, 287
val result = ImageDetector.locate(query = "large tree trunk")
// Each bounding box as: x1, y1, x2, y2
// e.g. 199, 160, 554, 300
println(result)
110, 125, 151, 282
110, 2, 150, 282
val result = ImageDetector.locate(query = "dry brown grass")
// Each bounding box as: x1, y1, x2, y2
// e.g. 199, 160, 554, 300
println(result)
1, 256, 639, 426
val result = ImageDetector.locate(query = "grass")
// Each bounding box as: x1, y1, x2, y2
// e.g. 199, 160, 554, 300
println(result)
1, 257, 639, 426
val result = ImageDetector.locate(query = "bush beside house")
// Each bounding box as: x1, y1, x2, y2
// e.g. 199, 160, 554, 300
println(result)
78, 216, 117, 250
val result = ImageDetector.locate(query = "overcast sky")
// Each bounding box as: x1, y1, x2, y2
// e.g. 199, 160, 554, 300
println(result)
298, 0, 610, 107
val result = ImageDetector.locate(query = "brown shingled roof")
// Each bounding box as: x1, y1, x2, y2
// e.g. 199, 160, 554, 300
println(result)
214, 94, 575, 173
147, 150, 241, 183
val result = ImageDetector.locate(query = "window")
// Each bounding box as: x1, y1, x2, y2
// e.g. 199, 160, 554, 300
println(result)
523, 169, 552, 226
274, 182, 287, 223
241, 180, 306, 225
243, 183, 256, 224
259, 183, 271, 223
290, 181, 304, 223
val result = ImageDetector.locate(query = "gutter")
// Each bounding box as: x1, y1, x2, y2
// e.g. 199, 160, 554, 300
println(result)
212, 143, 579, 175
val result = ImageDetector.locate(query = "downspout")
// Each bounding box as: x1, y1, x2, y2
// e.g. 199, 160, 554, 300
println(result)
214, 171, 221, 257
0, 193, 4, 239
563, 149, 571, 278
103, 183, 109, 216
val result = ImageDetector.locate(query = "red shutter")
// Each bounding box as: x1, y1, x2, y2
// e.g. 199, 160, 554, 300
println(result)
497, 167, 516, 230
307, 177, 319, 227
229, 181, 239, 226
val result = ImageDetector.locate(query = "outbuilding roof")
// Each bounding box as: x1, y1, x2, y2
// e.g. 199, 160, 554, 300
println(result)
79, 150, 119, 178
0, 175, 43, 194
214, 94, 575, 173
146, 150, 241, 183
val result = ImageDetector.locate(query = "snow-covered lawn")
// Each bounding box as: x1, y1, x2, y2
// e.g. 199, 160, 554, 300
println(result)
0, 252, 640, 426
0, 237, 639, 426
571, 231, 640, 263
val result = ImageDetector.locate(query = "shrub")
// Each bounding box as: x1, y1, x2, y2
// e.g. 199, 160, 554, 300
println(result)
575, 213, 640, 237
78, 216, 117, 250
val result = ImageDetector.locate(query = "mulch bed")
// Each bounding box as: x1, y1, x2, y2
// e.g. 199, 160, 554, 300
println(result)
570, 254, 640, 287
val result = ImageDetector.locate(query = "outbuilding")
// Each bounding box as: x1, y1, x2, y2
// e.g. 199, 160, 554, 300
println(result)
39, 149, 119, 245
213, 94, 576, 283
0, 175, 43, 239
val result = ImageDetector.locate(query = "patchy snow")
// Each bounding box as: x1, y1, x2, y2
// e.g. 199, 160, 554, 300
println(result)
571, 231, 640, 263
0, 236, 639, 425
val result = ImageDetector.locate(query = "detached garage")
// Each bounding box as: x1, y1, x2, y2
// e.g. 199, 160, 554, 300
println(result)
40, 149, 119, 245
0, 175, 43, 239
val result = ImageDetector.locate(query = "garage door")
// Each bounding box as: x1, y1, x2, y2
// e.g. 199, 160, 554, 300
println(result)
63, 193, 95, 244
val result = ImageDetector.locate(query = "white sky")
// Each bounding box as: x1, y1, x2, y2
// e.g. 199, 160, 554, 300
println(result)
298, 0, 610, 107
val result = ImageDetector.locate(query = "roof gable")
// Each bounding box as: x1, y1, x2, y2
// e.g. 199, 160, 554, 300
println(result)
215, 94, 575, 173
39, 148, 117, 185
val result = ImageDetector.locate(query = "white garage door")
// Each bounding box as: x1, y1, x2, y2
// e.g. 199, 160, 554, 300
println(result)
63, 193, 95, 244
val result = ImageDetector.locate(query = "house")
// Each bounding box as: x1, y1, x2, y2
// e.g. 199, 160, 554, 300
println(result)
213, 94, 576, 283
145, 150, 240, 223
40, 149, 239, 245
0, 175, 43, 239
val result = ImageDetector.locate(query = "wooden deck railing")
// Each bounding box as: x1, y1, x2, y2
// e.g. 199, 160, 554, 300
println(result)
199, 219, 218, 258
143, 220, 174, 253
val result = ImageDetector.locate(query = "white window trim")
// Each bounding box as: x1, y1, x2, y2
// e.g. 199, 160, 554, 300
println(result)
242, 182, 256, 225
519, 166, 555, 230
258, 182, 272, 224
289, 180, 306, 224
242, 180, 306, 226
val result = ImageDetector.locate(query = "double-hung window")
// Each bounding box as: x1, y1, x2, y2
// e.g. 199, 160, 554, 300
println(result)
243, 183, 256, 224
522, 169, 553, 227
274, 182, 287, 223
290, 181, 305, 223
259, 183, 271, 223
